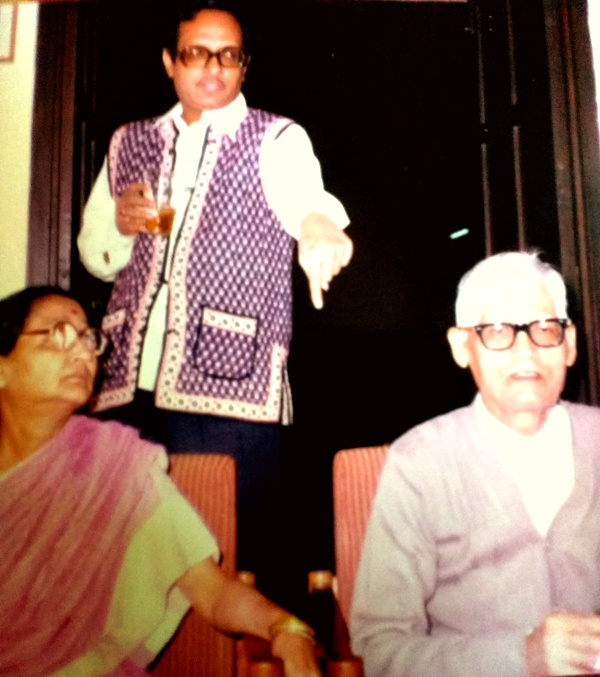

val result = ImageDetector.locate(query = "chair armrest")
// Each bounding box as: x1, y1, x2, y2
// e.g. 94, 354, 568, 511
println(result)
235, 570, 363, 677
237, 634, 363, 677
305, 571, 364, 676
237, 634, 283, 676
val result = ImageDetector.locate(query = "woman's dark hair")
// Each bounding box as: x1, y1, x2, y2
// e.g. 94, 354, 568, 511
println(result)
163, 0, 251, 59
0, 286, 84, 356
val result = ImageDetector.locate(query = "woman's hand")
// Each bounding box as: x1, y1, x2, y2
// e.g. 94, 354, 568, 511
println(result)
271, 631, 322, 677
177, 559, 323, 677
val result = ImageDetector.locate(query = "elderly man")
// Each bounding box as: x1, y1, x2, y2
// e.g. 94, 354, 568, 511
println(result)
351, 251, 600, 677
78, 1, 351, 575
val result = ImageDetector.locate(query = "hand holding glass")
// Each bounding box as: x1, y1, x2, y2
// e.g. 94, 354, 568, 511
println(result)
143, 173, 175, 236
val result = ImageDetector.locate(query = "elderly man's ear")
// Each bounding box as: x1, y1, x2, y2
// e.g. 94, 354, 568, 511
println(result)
447, 327, 471, 369
564, 323, 578, 367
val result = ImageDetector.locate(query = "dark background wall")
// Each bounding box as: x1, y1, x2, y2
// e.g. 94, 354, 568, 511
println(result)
74, 0, 484, 433
62, 0, 571, 603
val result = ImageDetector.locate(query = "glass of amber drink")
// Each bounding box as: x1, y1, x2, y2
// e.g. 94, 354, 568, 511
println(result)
157, 204, 176, 235
145, 211, 160, 233
144, 171, 175, 236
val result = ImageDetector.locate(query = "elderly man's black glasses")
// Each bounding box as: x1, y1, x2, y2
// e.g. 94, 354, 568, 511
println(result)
176, 45, 247, 68
466, 319, 570, 351
20, 321, 109, 356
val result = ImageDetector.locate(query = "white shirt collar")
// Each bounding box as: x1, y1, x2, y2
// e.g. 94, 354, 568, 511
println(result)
473, 393, 573, 535
154, 92, 248, 138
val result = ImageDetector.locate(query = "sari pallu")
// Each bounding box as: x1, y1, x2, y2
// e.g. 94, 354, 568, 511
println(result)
0, 416, 165, 677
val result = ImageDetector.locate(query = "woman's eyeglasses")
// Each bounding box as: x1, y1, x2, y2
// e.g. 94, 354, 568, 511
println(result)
20, 321, 109, 356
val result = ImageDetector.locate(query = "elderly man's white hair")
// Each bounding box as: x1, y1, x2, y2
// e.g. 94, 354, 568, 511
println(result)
455, 251, 569, 326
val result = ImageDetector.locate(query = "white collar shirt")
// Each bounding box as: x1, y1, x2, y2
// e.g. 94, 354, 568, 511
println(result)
474, 393, 574, 536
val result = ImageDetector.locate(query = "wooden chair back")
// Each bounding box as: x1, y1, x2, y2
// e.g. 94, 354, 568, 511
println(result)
332, 445, 388, 624
151, 453, 237, 677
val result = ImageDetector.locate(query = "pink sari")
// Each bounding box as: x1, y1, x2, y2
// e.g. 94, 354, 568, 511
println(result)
0, 416, 165, 677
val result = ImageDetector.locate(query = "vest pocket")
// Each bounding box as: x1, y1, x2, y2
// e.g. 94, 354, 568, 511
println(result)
194, 308, 258, 379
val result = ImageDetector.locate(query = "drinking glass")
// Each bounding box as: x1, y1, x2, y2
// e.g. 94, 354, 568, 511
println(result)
143, 170, 175, 236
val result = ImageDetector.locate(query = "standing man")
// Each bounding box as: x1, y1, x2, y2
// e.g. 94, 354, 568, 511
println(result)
78, 0, 352, 577
351, 251, 600, 677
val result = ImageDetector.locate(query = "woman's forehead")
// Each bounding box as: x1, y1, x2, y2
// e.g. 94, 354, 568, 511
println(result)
26, 295, 86, 326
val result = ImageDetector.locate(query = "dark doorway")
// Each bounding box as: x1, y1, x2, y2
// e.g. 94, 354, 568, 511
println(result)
69, 0, 485, 592
70, 0, 484, 598
73, 0, 483, 434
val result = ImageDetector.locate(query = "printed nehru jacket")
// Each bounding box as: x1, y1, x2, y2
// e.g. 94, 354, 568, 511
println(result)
93, 108, 296, 424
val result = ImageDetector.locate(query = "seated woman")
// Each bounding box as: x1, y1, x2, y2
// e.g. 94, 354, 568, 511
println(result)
0, 286, 320, 677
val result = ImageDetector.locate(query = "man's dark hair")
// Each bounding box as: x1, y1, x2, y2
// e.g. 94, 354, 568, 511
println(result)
163, 0, 251, 59
0, 286, 85, 356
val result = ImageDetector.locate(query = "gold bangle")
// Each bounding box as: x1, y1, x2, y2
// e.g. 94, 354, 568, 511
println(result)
269, 615, 316, 645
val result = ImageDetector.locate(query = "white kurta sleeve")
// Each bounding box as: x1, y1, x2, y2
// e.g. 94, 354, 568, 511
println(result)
78, 159, 136, 282
259, 123, 350, 239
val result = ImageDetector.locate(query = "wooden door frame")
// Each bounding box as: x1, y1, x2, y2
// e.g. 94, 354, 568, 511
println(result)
542, 0, 600, 402
27, 0, 600, 403
27, 2, 78, 289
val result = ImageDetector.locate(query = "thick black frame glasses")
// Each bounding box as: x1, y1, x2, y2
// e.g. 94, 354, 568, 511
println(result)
176, 45, 247, 68
20, 321, 109, 356
468, 318, 570, 351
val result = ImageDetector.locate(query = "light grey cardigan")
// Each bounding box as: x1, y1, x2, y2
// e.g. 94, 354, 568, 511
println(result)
351, 401, 600, 677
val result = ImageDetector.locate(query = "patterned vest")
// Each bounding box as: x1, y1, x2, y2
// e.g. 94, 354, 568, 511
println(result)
93, 109, 296, 423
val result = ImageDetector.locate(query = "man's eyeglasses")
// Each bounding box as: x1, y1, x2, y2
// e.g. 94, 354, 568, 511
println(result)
465, 318, 570, 351
176, 45, 247, 69
20, 321, 109, 356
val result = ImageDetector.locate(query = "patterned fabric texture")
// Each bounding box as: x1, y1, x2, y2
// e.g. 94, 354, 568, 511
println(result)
333, 445, 389, 624
0, 417, 165, 677
94, 109, 295, 423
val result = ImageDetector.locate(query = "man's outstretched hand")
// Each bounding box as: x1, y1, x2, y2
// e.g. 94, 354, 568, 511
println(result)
298, 213, 353, 309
